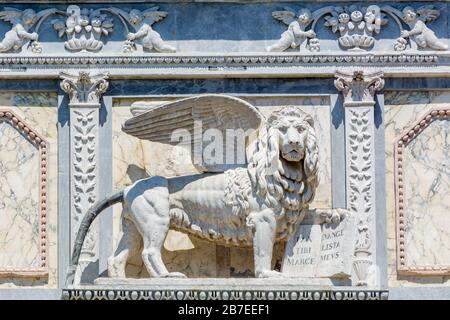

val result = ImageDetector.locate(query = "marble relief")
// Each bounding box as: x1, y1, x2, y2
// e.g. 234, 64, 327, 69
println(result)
385, 91, 450, 286
112, 104, 208, 277
0, 93, 57, 288
112, 95, 332, 278
0, 4, 445, 54
243, 96, 332, 209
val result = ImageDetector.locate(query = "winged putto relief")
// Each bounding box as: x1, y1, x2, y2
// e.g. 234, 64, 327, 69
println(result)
382, 5, 448, 51
109, 7, 176, 53
267, 8, 319, 52
0, 7, 62, 53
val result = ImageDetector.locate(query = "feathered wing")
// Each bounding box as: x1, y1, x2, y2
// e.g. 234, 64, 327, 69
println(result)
36, 8, 58, 21
51, 18, 66, 37
0, 7, 23, 25
143, 7, 168, 25
416, 5, 440, 22
107, 7, 130, 22
122, 94, 264, 172
271, 10, 296, 25
104, 7, 131, 33
34, 8, 62, 33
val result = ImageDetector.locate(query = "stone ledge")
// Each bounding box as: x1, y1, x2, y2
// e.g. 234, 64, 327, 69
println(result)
63, 278, 388, 300
0, 52, 439, 67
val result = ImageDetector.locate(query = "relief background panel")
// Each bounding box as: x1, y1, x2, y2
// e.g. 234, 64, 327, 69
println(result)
112, 95, 331, 277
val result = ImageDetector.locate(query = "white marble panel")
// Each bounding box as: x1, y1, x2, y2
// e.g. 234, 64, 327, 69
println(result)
403, 119, 450, 267
385, 90, 450, 286
0, 92, 58, 288
0, 121, 40, 270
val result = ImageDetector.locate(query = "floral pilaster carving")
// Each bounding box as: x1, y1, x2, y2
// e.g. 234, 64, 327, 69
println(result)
335, 70, 384, 286
60, 71, 108, 283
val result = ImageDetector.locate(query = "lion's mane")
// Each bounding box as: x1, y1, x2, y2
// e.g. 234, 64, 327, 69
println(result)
175, 106, 320, 244
245, 107, 319, 238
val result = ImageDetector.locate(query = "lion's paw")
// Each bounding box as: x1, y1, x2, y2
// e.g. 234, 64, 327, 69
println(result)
326, 211, 341, 224
319, 208, 349, 224
256, 270, 285, 278
163, 272, 187, 278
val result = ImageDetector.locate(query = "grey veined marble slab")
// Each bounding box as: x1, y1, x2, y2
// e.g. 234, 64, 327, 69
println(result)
0, 120, 40, 271
404, 118, 450, 269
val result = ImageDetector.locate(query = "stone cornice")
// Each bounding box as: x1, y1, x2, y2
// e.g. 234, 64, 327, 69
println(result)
62, 287, 389, 300
0, 52, 439, 67
4, 0, 446, 2
0, 52, 443, 79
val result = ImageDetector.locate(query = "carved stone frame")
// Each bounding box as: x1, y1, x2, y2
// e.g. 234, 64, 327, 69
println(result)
0, 109, 49, 277
394, 107, 450, 275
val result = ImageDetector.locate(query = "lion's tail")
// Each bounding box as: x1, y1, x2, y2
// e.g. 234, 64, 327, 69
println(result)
66, 189, 124, 286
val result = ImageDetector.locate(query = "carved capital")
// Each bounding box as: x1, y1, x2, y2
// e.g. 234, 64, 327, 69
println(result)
60, 71, 109, 107
334, 70, 384, 107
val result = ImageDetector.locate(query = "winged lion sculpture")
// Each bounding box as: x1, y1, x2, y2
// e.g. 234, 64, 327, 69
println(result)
67, 94, 344, 282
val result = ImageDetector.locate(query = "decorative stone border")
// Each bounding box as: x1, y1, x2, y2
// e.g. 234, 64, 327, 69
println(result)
0, 109, 49, 277
62, 288, 389, 300
394, 107, 450, 275
0, 53, 439, 67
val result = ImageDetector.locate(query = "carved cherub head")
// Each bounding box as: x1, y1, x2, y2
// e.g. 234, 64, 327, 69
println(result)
364, 10, 376, 24
79, 9, 90, 27
22, 9, 37, 26
338, 13, 350, 24
402, 7, 417, 23
297, 9, 312, 26
351, 10, 363, 22
129, 9, 144, 25
90, 14, 103, 28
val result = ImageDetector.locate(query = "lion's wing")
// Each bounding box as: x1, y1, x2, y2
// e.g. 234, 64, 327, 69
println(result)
122, 94, 264, 172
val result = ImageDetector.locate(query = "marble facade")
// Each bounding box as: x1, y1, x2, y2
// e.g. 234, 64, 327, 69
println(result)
0, 0, 447, 300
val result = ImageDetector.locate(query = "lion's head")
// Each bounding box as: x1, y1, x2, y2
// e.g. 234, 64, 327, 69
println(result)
248, 107, 319, 218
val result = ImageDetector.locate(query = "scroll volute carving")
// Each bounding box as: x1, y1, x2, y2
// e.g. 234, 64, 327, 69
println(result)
334, 70, 384, 106
59, 71, 109, 106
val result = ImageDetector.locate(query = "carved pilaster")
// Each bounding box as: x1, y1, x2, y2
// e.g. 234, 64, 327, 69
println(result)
334, 70, 384, 286
60, 71, 109, 283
